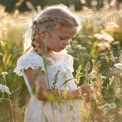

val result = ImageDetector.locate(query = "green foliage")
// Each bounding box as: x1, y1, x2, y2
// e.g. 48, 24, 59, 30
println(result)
0, 9, 27, 121
68, 10, 122, 114
0, 6, 122, 121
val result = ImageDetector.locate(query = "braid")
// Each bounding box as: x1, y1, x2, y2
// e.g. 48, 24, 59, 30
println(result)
31, 17, 59, 54
35, 16, 59, 30
24, 5, 80, 54
25, 5, 80, 55
31, 21, 40, 53
40, 17, 59, 29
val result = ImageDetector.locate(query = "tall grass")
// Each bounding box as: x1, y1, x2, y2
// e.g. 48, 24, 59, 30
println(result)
0, 5, 122, 122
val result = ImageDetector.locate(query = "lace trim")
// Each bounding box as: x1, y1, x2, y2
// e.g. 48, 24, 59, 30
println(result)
14, 64, 44, 76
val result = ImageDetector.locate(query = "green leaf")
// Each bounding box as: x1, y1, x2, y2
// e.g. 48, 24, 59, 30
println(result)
60, 78, 74, 88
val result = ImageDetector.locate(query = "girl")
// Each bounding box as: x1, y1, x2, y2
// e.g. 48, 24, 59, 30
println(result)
14, 5, 92, 122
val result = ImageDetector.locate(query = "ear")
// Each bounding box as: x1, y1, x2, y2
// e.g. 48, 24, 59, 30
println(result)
39, 30, 48, 39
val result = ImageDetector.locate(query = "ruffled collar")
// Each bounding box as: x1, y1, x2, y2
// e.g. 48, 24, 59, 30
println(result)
28, 51, 65, 66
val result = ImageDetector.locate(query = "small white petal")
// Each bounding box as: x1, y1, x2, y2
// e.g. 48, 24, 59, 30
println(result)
0, 84, 11, 94
114, 63, 122, 70
1, 72, 8, 76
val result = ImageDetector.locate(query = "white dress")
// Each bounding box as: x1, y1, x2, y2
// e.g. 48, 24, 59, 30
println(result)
14, 51, 84, 122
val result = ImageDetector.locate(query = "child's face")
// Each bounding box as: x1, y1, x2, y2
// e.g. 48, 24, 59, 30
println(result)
44, 27, 77, 52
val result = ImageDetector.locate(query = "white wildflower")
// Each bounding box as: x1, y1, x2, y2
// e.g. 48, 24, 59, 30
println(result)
114, 63, 122, 70
94, 30, 114, 43
106, 22, 119, 28
101, 107, 109, 115
99, 103, 117, 115
116, 88, 121, 95
0, 84, 11, 94
76, 45, 86, 50
109, 103, 117, 110
1, 72, 8, 76
97, 42, 110, 48
72, 40, 78, 44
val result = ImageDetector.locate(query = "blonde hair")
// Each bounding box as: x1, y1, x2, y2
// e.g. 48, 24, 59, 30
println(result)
24, 4, 80, 54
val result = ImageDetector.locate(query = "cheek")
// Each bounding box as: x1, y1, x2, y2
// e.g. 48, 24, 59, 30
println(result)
52, 40, 60, 47
47, 39, 58, 48
49, 38, 60, 46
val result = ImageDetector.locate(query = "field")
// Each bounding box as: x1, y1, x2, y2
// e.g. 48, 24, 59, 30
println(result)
0, 5, 122, 122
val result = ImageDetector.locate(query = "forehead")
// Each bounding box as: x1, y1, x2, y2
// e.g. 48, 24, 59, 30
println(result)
49, 27, 77, 37
60, 27, 77, 36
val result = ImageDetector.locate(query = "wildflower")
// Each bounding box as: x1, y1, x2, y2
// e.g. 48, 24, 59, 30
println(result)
97, 41, 110, 50
1, 72, 8, 76
99, 103, 117, 115
114, 63, 122, 70
0, 84, 11, 94
71, 40, 78, 45
116, 88, 121, 95
94, 30, 114, 52
94, 30, 114, 43
76, 45, 86, 50
109, 103, 116, 110
106, 22, 119, 28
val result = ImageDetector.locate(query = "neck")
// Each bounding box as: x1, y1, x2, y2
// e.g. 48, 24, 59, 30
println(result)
32, 47, 54, 57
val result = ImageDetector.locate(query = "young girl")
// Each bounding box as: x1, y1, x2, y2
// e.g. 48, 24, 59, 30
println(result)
14, 5, 92, 122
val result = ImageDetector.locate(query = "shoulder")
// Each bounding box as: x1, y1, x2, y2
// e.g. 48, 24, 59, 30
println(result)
65, 53, 73, 60
16, 52, 43, 66
14, 52, 45, 76
60, 53, 73, 62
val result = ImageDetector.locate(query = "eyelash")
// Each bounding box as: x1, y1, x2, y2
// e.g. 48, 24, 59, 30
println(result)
60, 37, 66, 40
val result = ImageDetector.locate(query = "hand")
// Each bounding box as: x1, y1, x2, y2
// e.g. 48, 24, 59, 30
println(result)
80, 84, 94, 96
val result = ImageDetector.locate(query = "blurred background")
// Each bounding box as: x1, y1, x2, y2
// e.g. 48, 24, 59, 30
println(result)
0, 0, 122, 12
0, 0, 122, 122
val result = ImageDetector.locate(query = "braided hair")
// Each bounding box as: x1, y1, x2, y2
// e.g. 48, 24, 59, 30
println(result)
24, 5, 80, 54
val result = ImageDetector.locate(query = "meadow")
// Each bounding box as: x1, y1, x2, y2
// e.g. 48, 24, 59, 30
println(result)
0, 5, 122, 122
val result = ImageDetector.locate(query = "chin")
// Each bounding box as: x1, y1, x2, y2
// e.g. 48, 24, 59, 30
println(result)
53, 49, 62, 52
55, 49, 67, 53
54, 50, 61, 52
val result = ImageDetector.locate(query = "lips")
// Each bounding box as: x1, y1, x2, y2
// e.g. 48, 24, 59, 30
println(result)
61, 47, 66, 49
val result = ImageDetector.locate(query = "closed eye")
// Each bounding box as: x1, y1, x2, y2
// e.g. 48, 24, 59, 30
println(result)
59, 37, 67, 40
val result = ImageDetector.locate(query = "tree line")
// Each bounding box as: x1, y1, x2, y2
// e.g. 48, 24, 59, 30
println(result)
0, 0, 121, 12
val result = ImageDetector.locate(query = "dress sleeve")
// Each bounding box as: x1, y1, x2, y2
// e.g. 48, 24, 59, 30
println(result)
14, 53, 45, 76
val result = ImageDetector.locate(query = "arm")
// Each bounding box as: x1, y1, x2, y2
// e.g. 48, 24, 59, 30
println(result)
59, 84, 93, 100
24, 68, 48, 100
24, 68, 93, 101
24, 68, 78, 100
